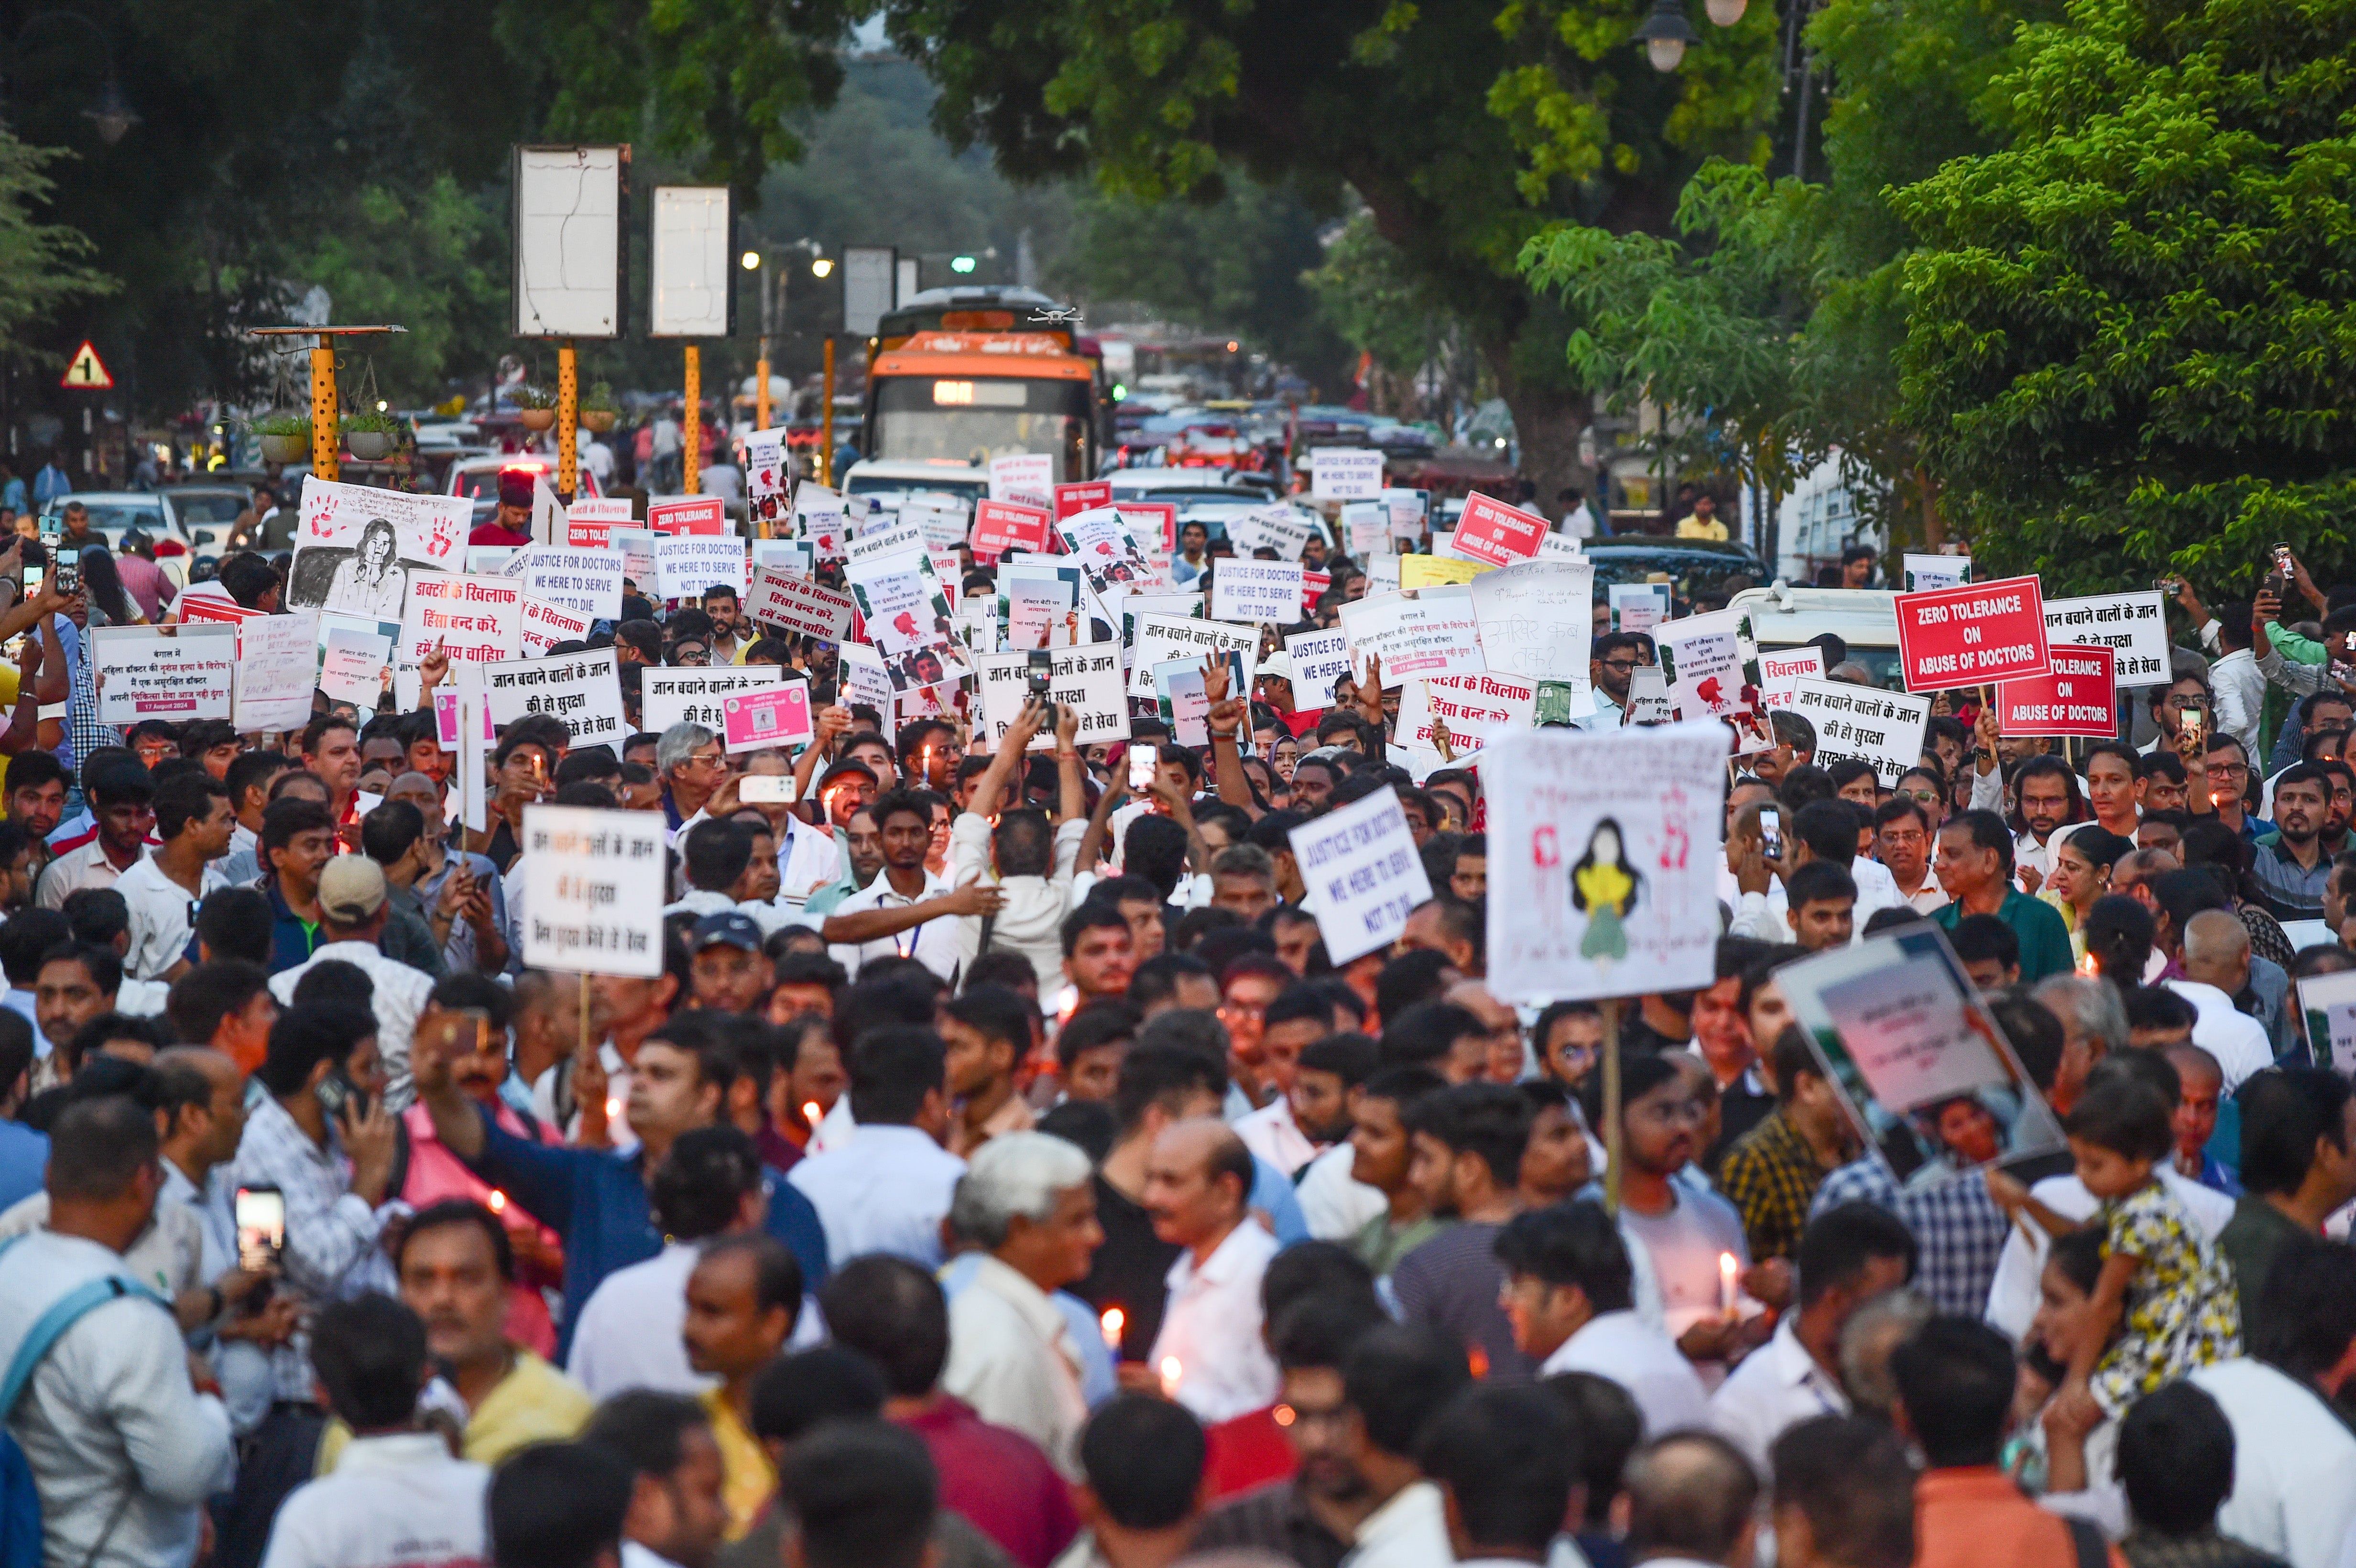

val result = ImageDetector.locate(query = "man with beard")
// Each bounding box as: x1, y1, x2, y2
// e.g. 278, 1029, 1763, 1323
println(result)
2253, 763, 2335, 921
2007, 756, 2086, 890
1584, 632, 1648, 730
2315, 759, 2355, 859
1389, 1083, 1536, 1381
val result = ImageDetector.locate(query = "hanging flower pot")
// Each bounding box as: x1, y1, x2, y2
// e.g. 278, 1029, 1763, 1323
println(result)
519, 408, 557, 432
580, 410, 617, 434
346, 431, 393, 459
259, 431, 309, 464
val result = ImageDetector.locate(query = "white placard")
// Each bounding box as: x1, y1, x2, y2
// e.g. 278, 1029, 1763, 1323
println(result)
1396, 673, 1536, 752
642, 666, 780, 735
1470, 559, 1593, 716
655, 536, 749, 601
1227, 506, 1316, 562
1609, 583, 1669, 634
1787, 676, 1933, 785
1483, 723, 1732, 1003
513, 147, 624, 338
1338, 588, 1486, 685
989, 454, 1054, 512
1758, 646, 1828, 712
905, 497, 971, 551
512, 546, 626, 621
319, 625, 393, 708
649, 185, 732, 337
1902, 553, 1971, 592
2300, 969, 2356, 1076
1655, 608, 1752, 724
467, 547, 522, 576
401, 572, 522, 666
793, 482, 849, 561
1288, 785, 1433, 963
519, 595, 596, 657
1127, 613, 1261, 697
610, 528, 660, 591
1310, 447, 1384, 501
744, 429, 790, 534
233, 611, 322, 734
289, 477, 470, 617
520, 805, 666, 976
974, 642, 1131, 752
838, 644, 894, 712
1285, 628, 1354, 711
1211, 560, 1307, 625
847, 516, 928, 566
91, 624, 235, 725
750, 567, 856, 643
484, 648, 627, 748
2041, 590, 2171, 688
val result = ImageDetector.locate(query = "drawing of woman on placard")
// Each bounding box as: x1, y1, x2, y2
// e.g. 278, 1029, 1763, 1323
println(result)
322, 518, 405, 619
1571, 817, 1642, 963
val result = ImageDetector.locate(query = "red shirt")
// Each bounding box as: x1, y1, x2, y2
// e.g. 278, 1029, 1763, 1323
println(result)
468, 521, 531, 548
1914, 1469, 2126, 1568
894, 1396, 1080, 1568
1203, 1404, 1297, 1500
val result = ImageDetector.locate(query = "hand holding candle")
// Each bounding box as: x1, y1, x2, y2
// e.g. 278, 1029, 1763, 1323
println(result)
1719, 1252, 1739, 1318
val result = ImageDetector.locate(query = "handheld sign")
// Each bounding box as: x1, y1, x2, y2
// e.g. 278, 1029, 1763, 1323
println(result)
2040, 591, 2170, 688
521, 806, 668, 978
971, 500, 1053, 560
722, 682, 815, 754
1287, 785, 1432, 963
1996, 643, 2117, 738
1449, 491, 1550, 569
1310, 447, 1384, 501
1892, 575, 2051, 691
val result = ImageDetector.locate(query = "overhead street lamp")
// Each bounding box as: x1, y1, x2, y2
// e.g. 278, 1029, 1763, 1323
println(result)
5, 12, 140, 143
1635, 0, 1702, 72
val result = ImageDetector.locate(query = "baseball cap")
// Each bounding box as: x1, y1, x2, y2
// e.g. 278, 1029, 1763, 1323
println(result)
1257, 652, 1294, 683
318, 855, 389, 923
692, 912, 764, 954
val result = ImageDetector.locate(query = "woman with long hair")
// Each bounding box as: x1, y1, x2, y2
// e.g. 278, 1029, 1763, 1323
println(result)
1571, 816, 1643, 963
326, 517, 404, 619
77, 545, 142, 627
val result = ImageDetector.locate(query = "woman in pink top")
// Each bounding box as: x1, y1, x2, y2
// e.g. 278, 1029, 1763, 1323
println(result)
400, 994, 566, 1357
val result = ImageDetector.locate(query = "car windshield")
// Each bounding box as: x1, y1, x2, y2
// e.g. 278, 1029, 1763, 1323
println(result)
54, 501, 164, 533
869, 375, 1091, 481
844, 476, 991, 510
166, 492, 246, 526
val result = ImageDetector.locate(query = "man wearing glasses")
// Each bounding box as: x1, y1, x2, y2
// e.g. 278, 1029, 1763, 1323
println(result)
2140, 675, 2214, 758
2195, 733, 2269, 840
655, 723, 728, 834
1582, 632, 1651, 730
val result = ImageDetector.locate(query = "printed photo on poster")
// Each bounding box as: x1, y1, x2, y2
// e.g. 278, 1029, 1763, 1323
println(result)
287, 478, 469, 617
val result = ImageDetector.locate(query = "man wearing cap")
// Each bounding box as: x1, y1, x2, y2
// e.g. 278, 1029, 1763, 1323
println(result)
267, 857, 437, 1111
687, 913, 773, 1013
468, 471, 535, 548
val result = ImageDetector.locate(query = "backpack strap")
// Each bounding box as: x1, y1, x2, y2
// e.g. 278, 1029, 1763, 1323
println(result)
0, 1267, 165, 1418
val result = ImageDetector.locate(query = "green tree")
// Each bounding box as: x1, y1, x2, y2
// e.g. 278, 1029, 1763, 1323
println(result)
0, 133, 112, 353
1893, 0, 2356, 591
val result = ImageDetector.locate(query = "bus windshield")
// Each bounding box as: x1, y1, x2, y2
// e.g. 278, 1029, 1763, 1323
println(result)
868, 375, 1091, 482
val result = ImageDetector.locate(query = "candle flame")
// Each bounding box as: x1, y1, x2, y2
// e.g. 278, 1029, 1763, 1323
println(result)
803, 1100, 822, 1131
606, 1097, 622, 1120
1099, 1307, 1124, 1349
1159, 1356, 1182, 1397
2078, 951, 2100, 977
488, 1189, 507, 1215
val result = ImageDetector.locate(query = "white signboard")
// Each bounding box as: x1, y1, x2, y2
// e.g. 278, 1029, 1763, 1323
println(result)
839, 644, 893, 712
513, 147, 624, 338
1127, 613, 1261, 698
1226, 506, 1316, 562
91, 624, 235, 725
484, 648, 628, 749
1211, 560, 1307, 625
655, 536, 749, 601
1287, 785, 1433, 964
319, 624, 393, 708
989, 454, 1054, 512
1655, 609, 1751, 724
1396, 673, 1537, 753
2041, 590, 2171, 688
519, 595, 596, 657
1339, 588, 1486, 685
1903, 553, 1971, 592
792, 482, 849, 560
233, 611, 322, 734
750, 567, 856, 643
1285, 628, 1354, 712
520, 805, 666, 976
1787, 677, 1933, 786
2299, 968, 2356, 1076
289, 477, 470, 617
649, 185, 732, 337
1609, 583, 1669, 635
1483, 723, 1732, 1003
1470, 560, 1593, 716
512, 547, 626, 621
1310, 447, 1384, 501
642, 666, 780, 735
401, 572, 522, 666
974, 642, 1131, 753
1758, 646, 1828, 713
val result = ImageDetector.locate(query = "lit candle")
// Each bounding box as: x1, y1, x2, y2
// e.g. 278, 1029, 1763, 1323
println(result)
2078, 951, 2100, 978
1159, 1356, 1182, 1398
1100, 1307, 1124, 1350
606, 1097, 623, 1121
1719, 1252, 1739, 1318
803, 1100, 823, 1132
487, 1189, 508, 1216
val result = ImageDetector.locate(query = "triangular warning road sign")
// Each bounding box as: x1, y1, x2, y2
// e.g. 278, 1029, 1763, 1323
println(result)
60, 340, 111, 390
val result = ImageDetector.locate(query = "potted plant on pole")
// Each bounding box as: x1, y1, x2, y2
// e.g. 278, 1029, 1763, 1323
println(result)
514, 385, 558, 431
250, 412, 312, 465
341, 408, 404, 460
579, 381, 619, 434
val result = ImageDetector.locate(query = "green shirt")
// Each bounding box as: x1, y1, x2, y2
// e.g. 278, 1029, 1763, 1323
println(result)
1353, 1211, 1450, 1278
1933, 886, 2076, 984
2218, 1195, 2310, 1350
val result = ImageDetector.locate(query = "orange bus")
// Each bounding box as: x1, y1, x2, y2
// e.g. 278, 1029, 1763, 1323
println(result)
862, 330, 1101, 482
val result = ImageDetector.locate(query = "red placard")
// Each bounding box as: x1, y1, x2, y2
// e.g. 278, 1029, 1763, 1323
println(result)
1114, 502, 1177, 553
1997, 643, 2116, 738
970, 500, 1052, 559
1892, 574, 2051, 691
648, 497, 727, 536
1301, 569, 1331, 614
1055, 480, 1113, 520
1451, 491, 1550, 568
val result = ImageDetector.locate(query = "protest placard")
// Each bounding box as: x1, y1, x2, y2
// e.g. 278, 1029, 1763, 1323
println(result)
603, 528, 657, 592
521, 805, 668, 977
511, 546, 626, 620
1155, 657, 1223, 747
1056, 507, 1153, 599
1114, 502, 1177, 555
1400, 554, 1487, 589
1997, 643, 2117, 738
1300, 570, 1331, 616
1450, 491, 1550, 568
1788, 677, 1933, 785
92, 624, 235, 724
1364, 556, 1401, 596
176, 593, 266, 634
1288, 785, 1433, 963
1310, 447, 1384, 501
1609, 583, 1669, 634
2040, 591, 2170, 687
642, 666, 781, 733
288, 477, 470, 617
232, 611, 322, 734
1396, 673, 1536, 752
1211, 560, 1307, 625
990, 454, 1053, 511
750, 567, 855, 643
1127, 614, 1261, 697
564, 497, 634, 549
971, 500, 1051, 559
519, 595, 596, 657
2299, 968, 2356, 1075
319, 624, 393, 708
846, 544, 968, 692
1284, 629, 1354, 711
483, 648, 627, 748
648, 496, 727, 536
1775, 924, 2064, 1176
1470, 559, 1594, 716
1656, 609, 1756, 727
793, 482, 849, 560
720, 681, 813, 754
1006, 578, 1077, 651
847, 516, 927, 566
1055, 480, 1113, 519
1894, 575, 2051, 690
905, 498, 971, 552
974, 642, 1130, 752
1385, 488, 1427, 539
1226, 506, 1316, 562
1343, 503, 1389, 558
400, 572, 522, 665
654, 535, 749, 600
1624, 665, 1676, 724
1483, 722, 1731, 1003
1902, 553, 1972, 592
753, 540, 815, 579
1339, 588, 1486, 685
466, 547, 522, 576
743, 429, 790, 532
1758, 646, 1827, 712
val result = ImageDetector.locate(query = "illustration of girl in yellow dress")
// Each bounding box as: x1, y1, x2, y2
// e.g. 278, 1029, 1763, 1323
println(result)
1571, 817, 1642, 962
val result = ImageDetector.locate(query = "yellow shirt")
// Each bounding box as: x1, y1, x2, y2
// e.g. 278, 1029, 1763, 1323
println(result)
1675, 514, 1728, 540
699, 1386, 775, 1542
316, 1349, 593, 1474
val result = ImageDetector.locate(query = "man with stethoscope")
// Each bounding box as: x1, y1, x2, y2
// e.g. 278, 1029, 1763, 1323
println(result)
820, 786, 1001, 982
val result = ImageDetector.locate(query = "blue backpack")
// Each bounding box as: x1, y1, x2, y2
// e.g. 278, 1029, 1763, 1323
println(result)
0, 1235, 164, 1568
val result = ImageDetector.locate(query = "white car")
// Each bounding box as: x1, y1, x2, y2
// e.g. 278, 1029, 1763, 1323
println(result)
1730, 584, 1905, 688
840, 458, 991, 512
444, 454, 605, 504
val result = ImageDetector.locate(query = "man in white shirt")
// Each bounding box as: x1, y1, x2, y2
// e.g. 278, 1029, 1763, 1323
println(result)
947, 700, 1089, 995
1707, 1203, 1916, 1480
821, 788, 999, 983
36, 760, 153, 910
260, 1294, 490, 1568
1142, 1117, 1279, 1423
2166, 910, 2277, 1091
787, 1024, 966, 1268
266, 857, 435, 1112
116, 773, 232, 983
939, 1132, 1097, 1478
1496, 1203, 1708, 1440
1336, 1323, 1472, 1568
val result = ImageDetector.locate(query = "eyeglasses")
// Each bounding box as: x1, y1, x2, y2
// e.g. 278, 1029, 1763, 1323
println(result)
685, 751, 725, 770
1602, 659, 1642, 674
2204, 763, 2248, 779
